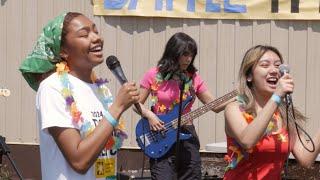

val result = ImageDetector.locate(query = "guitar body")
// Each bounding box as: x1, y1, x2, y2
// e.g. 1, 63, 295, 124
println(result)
135, 90, 237, 159
135, 97, 193, 159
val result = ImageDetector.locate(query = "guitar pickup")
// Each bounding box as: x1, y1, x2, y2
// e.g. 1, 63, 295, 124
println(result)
160, 130, 166, 138
138, 134, 150, 147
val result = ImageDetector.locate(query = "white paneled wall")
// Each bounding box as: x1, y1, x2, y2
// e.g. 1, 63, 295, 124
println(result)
1, 0, 319, 150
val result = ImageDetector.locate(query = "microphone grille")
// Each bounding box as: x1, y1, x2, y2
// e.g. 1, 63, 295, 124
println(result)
279, 64, 290, 76
106, 55, 120, 70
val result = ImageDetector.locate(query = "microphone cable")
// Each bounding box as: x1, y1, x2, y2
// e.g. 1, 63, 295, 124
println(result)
291, 104, 315, 153
284, 101, 290, 180
283, 98, 315, 179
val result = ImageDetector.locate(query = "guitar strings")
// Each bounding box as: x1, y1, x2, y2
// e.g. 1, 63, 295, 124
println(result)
145, 91, 237, 142
142, 91, 237, 143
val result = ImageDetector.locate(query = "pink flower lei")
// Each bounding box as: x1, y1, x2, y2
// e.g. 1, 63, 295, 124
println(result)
150, 71, 193, 113
55, 61, 127, 150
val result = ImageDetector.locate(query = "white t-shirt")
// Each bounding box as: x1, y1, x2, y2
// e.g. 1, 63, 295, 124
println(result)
36, 73, 117, 180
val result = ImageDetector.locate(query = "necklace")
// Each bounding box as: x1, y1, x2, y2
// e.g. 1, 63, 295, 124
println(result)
150, 70, 193, 113
224, 95, 288, 171
56, 62, 127, 150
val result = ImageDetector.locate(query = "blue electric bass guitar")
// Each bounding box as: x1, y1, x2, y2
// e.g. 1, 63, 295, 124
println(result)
135, 90, 237, 159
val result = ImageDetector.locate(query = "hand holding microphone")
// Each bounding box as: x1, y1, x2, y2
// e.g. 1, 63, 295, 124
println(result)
106, 55, 142, 114
276, 64, 294, 105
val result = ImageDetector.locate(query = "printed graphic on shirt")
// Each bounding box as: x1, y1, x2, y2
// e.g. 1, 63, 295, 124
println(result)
80, 110, 117, 179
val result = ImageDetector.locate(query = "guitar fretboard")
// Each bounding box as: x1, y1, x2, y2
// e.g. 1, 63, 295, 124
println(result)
171, 90, 238, 128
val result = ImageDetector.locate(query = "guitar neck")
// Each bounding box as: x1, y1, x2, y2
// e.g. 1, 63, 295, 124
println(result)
172, 90, 237, 127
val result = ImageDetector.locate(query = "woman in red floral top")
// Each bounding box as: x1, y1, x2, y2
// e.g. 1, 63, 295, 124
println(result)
224, 45, 320, 180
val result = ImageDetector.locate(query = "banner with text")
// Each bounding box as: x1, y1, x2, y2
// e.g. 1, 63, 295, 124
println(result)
93, 0, 320, 20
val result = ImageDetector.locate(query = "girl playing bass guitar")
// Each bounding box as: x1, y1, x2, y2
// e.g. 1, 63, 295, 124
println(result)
135, 32, 233, 180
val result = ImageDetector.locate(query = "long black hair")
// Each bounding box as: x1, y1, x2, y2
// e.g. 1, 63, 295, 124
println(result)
157, 32, 198, 79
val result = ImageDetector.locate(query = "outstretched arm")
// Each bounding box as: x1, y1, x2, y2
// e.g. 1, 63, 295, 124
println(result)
197, 90, 235, 113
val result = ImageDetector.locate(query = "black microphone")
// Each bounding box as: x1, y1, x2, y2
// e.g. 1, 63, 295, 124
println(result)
106, 55, 128, 85
279, 64, 292, 105
106, 55, 142, 115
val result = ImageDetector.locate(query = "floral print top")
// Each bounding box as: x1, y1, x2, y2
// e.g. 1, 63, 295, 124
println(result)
224, 96, 289, 180
140, 67, 207, 115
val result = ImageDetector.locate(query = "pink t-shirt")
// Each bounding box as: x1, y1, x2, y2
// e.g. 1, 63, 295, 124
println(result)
140, 67, 207, 115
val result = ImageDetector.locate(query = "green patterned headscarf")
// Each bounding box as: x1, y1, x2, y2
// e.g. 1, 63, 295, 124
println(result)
19, 12, 67, 91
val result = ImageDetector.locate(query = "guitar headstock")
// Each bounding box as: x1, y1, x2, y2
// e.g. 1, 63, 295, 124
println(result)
0, 88, 11, 97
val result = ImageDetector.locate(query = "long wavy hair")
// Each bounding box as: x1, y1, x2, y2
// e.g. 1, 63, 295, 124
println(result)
238, 45, 284, 115
157, 32, 198, 79
238, 45, 306, 139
